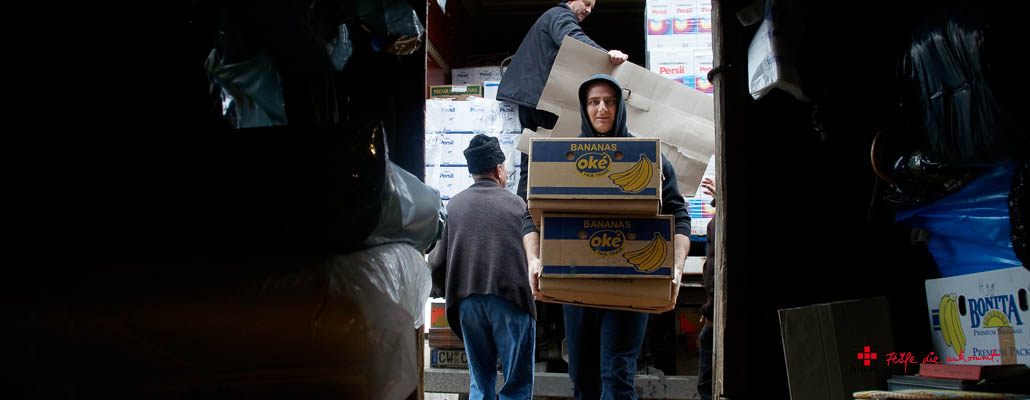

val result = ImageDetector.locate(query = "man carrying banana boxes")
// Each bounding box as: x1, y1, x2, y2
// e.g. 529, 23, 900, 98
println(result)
520, 74, 691, 400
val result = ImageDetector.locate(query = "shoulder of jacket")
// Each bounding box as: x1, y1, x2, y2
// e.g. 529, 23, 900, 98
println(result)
548, 4, 575, 18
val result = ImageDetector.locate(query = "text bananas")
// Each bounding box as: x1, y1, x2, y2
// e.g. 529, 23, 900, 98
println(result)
609, 154, 654, 193
622, 232, 668, 273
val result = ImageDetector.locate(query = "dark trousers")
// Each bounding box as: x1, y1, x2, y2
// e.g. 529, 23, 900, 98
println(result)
697, 324, 713, 400
516, 105, 558, 201
563, 305, 649, 400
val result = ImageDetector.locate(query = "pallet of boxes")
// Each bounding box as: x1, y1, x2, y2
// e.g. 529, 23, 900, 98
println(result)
529, 137, 676, 312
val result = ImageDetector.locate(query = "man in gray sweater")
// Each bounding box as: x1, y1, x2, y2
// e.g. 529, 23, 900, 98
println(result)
429, 134, 537, 400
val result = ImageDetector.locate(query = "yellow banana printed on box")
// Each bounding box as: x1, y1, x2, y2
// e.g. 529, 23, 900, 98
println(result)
528, 138, 661, 199
926, 267, 1029, 365
540, 214, 674, 279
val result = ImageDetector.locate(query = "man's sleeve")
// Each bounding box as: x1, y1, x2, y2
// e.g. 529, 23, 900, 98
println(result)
518, 152, 530, 202
660, 157, 692, 237
549, 12, 604, 51
522, 208, 538, 236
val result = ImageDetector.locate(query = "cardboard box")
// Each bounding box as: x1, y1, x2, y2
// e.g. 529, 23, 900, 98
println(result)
518, 36, 715, 195
538, 276, 672, 313
649, 49, 696, 88
925, 267, 1030, 366
451, 66, 504, 85
686, 198, 714, 236
778, 297, 895, 400
527, 137, 662, 222
540, 213, 674, 279
429, 84, 483, 100
483, 80, 500, 100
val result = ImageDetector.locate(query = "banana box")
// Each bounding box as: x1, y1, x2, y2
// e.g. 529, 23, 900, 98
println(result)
540, 213, 674, 279
537, 276, 672, 313
527, 138, 662, 227
925, 267, 1030, 366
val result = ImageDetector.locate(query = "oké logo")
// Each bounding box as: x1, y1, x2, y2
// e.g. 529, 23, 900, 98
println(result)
588, 229, 625, 257
575, 152, 612, 177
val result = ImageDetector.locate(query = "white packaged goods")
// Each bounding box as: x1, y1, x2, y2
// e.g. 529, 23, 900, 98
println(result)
688, 31, 713, 50
647, 0, 713, 91
672, 0, 697, 35
425, 98, 526, 201
425, 99, 450, 133
444, 101, 476, 133
466, 97, 521, 134
499, 101, 521, 134
483, 80, 500, 100
686, 198, 714, 236
427, 166, 475, 200
924, 267, 1030, 366
452, 66, 504, 85
649, 50, 695, 88
646, 0, 677, 50
693, 48, 714, 94
697, 0, 712, 34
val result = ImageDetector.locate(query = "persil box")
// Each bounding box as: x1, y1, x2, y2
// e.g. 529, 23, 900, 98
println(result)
925, 267, 1030, 366
540, 213, 674, 279
528, 138, 661, 226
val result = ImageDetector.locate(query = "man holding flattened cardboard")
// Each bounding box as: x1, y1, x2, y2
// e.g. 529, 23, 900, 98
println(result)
429, 134, 537, 400
521, 74, 691, 399
497, 0, 629, 202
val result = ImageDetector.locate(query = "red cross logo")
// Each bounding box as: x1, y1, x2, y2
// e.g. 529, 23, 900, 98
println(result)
857, 346, 877, 366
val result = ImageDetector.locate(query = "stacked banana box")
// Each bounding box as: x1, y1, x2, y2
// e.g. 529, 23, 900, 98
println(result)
529, 137, 675, 313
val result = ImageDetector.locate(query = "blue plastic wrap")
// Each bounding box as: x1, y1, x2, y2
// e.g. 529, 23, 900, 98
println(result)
895, 163, 1023, 276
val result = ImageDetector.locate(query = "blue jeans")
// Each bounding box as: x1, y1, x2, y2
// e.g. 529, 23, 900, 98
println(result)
697, 324, 713, 400
458, 294, 536, 400
563, 305, 649, 400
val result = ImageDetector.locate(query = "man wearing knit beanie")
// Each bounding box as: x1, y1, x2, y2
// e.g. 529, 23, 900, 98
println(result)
429, 134, 537, 399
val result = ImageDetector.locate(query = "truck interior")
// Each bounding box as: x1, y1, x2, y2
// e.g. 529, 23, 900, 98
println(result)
14, 0, 1027, 399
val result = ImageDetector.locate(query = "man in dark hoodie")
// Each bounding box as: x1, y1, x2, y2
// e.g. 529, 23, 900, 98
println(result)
496, 0, 629, 201
429, 134, 537, 400
521, 75, 692, 399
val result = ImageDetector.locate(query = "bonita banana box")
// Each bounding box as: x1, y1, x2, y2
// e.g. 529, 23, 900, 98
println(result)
540, 213, 674, 279
528, 138, 662, 227
925, 267, 1030, 366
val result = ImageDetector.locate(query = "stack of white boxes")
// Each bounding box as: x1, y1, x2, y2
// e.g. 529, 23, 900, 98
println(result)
425, 97, 522, 204
451, 66, 505, 100
645, 0, 714, 95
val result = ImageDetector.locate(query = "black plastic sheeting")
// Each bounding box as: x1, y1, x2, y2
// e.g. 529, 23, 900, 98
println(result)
898, 4, 1027, 166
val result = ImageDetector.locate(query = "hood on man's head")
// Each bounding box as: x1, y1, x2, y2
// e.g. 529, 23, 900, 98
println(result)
463, 134, 506, 175
577, 74, 630, 138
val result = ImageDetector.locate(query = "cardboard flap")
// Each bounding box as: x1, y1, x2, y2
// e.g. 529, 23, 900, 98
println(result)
517, 128, 545, 154
624, 88, 652, 112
